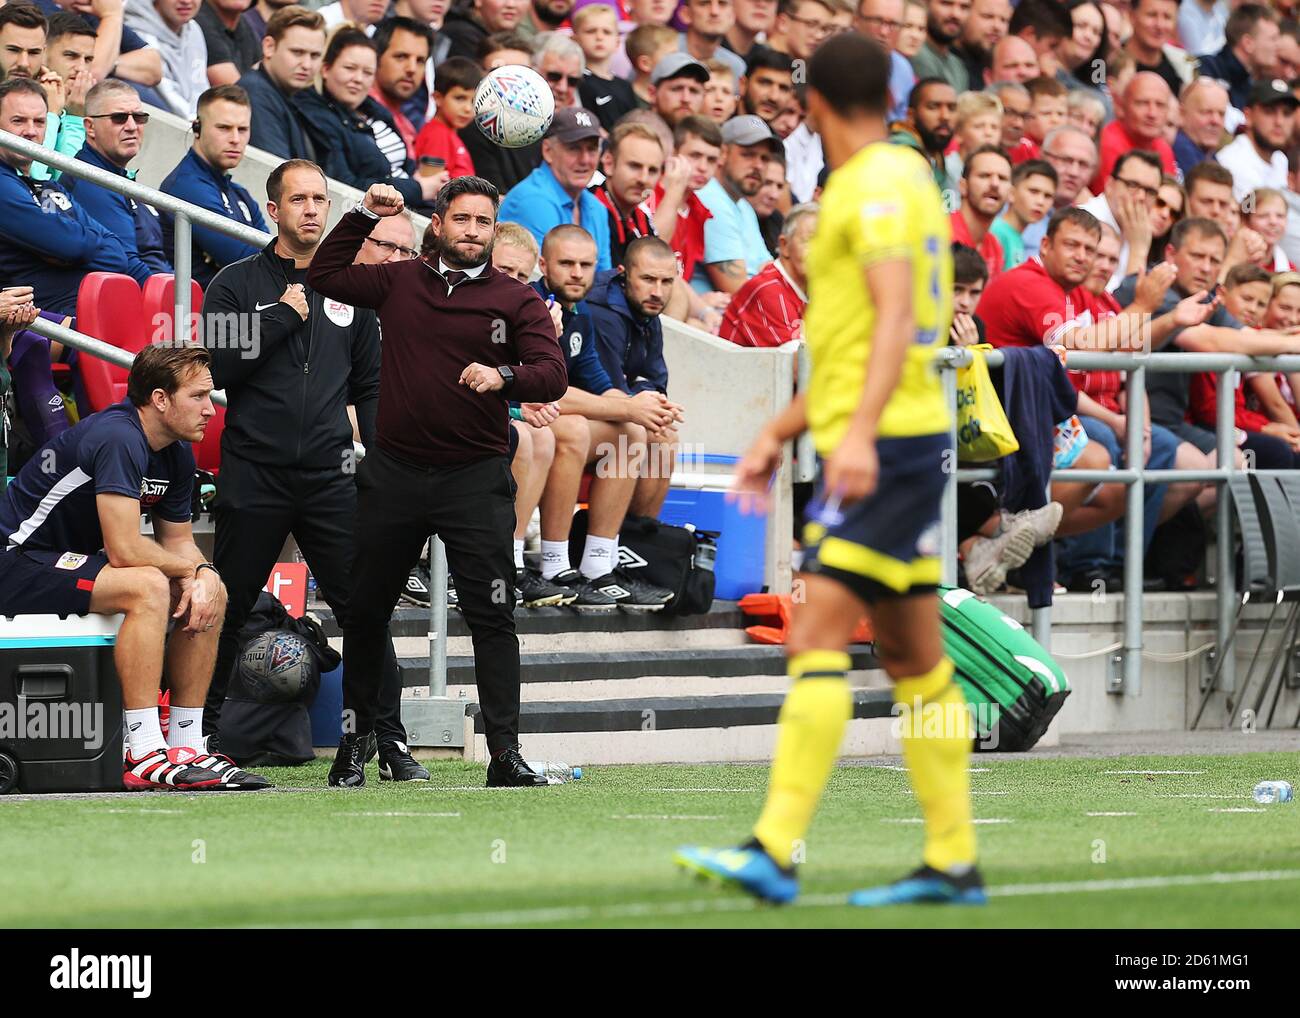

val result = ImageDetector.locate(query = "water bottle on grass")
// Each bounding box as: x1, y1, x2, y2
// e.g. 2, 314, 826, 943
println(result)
528, 761, 582, 784
1251, 781, 1293, 804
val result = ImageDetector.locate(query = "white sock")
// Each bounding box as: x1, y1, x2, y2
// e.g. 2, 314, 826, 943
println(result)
580, 535, 618, 579
124, 707, 166, 758
540, 540, 570, 579
513, 538, 526, 570
167, 706, 205, 750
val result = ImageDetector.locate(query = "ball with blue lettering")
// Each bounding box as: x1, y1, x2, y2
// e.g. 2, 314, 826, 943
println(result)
474, 65, 555, 148
237, 630, 319, 704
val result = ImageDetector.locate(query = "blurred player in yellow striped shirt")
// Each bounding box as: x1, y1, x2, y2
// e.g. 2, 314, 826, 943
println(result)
675, 33, 984, 907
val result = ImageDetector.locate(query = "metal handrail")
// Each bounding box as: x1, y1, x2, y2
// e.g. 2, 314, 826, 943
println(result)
934, 343, 1300, 701
0, 128, 270, 246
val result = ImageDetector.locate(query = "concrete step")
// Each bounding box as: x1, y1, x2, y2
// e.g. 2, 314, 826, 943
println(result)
454, 689, 899, 766
397, 644, 877, 688
469, 688, 896, 734
383, 624, 749, 659
314, 600, 748, 640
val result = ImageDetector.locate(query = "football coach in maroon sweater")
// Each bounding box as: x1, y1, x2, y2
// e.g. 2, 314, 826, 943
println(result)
308, 177, 568, 788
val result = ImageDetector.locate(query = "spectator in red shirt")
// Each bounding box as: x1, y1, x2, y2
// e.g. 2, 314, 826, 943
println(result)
719, 200, 815, 347
951, 145, 1011, 280
1008, 74, 1066, 163
413, 57, 481, 179
977, 207, 1220, 587
651, 114, 718, 290
1192, 263, 1300, 464
1090, 70, 1177, 194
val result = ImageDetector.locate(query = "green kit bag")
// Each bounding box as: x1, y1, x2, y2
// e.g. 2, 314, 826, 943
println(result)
939, 586, 1070, 751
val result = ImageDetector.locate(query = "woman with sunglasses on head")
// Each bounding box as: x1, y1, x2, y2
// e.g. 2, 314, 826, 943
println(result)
1145, 174, 1185, 267
297, 27, 441, 211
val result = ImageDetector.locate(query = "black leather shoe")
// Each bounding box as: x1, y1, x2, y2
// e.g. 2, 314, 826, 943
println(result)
486, 747, 548, 787
328, 733, 369, 788
379, 741, 430, 781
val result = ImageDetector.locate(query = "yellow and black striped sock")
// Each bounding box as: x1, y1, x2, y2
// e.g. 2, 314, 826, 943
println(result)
895, 657, 976, 874
752, 650, 852, 868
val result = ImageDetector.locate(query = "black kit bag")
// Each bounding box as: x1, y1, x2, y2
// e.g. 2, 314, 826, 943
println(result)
218, 592, 341, 767
569, 510, 718, 615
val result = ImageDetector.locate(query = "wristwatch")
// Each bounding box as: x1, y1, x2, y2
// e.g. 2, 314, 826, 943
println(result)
195, 562, 219, 580
497, 365, 516, 391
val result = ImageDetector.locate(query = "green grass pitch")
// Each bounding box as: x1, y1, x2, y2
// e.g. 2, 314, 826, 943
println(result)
3, 751, 1297, 928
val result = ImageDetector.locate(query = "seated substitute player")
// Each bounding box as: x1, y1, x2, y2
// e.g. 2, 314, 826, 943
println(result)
676, 33, 985, 907
527, 224, 679, 611
0, 344, 267, 791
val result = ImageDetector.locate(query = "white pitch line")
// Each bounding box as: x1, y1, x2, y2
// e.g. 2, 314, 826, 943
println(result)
1155, 794, 1246, 799
1086, 812, 1138, 817
649, 788, 759, 793
610, 815, 724, 821
1207, 808, 1266, 813
240, 868, 1300, 929
87, 808, 186, 815
1103, 770, 1205, 775
334, 811, 461, 818
865, 766, 990, 773
881, 818, 1013, 824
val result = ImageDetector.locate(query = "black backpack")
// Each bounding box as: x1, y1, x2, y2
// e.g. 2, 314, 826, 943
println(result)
218, 593, 341, 767
569, 510, 717, 615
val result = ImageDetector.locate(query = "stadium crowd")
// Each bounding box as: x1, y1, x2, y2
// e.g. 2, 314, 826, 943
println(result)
6, 0, 1300, 608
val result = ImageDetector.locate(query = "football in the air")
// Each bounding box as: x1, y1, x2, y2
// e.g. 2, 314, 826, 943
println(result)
473, 65, 555, 148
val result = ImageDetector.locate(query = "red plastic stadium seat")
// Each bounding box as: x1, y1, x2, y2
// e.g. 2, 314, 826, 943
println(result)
75, 273, 145, 411
141, 274, 204, 343
142, 276, 220, 474
194, 404, 225, 476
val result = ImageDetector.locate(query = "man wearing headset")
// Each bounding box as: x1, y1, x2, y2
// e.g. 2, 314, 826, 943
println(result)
160, 83, 269, 288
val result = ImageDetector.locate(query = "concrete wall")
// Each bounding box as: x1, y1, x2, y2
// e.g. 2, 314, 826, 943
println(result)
989, 592, 1300, 736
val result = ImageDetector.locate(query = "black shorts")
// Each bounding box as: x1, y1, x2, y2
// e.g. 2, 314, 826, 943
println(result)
0, 548, 110, 617
800, 433, 949, 604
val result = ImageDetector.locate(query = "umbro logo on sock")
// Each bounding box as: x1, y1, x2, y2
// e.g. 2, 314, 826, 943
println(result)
177, 719, 193, 728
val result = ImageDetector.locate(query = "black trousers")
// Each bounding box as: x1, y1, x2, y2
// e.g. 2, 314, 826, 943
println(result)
209, 451, 407, 746
343, 447, 520, 753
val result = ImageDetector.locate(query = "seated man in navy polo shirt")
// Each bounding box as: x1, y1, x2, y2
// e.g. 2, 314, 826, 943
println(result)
0, 344, 267, 792
498, 106, 614, 271
526, 224, 678, 612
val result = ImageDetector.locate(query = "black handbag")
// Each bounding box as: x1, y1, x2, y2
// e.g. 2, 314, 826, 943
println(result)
569, 510, 718, 615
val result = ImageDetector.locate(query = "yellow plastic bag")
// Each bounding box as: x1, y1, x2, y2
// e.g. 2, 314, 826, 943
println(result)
955, 344, 1019, 462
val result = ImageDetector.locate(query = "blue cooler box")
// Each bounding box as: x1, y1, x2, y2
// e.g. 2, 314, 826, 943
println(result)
658, 455, 766, 600
0, 614, 124, 793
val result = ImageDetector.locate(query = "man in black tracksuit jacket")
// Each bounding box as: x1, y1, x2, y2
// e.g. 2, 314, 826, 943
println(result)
204, 160, 426, 780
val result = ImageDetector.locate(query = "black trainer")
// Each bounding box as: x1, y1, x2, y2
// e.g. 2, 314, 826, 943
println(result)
446, 574, 460, 611
378, 741, 430, 781
401, 562, 431, 607
328, 732, 368, 788
517, 568, 576, 608
588, 569, 674, 612
550, 568, 618, 612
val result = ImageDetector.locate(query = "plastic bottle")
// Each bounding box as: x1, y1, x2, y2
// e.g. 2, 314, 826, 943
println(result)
528, 761, 583, 783
1251, 781, 1293, 804
693, 542, 717, 573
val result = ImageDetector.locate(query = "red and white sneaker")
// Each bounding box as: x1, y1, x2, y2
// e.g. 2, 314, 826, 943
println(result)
187, 740, 273, 790
123, 746, 229, 791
